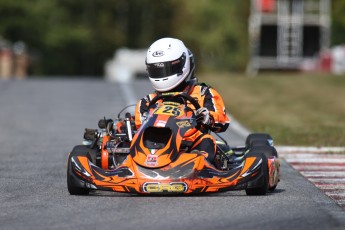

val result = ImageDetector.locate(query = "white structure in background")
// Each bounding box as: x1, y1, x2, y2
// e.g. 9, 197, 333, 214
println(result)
247, 0, 330, 74
105, 48, 147, 82
332, 45, 345, 75
300, 44, 345, 74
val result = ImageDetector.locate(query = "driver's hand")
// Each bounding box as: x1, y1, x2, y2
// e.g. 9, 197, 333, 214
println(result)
141, 112, 148, 121
196, 107, 213, 126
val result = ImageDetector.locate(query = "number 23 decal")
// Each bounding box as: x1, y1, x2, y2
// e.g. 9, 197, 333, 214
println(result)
155, 106, 181, 116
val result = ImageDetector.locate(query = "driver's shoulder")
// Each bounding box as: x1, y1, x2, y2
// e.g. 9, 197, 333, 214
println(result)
192, 82, 212, 96
199, 82, 211, 88
141, 92, 158, 103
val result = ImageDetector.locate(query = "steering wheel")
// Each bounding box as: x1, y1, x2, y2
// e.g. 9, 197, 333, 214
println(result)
147, 93, 201, 132
148, 92, 201, 110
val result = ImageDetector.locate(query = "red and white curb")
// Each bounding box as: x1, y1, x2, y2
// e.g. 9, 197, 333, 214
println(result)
278, 146, 345, 209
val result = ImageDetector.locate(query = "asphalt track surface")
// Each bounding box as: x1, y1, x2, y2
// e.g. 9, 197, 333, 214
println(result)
1, 79, 345, 230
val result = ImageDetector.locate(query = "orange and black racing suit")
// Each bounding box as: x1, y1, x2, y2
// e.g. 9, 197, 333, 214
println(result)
134, 82, 230, 163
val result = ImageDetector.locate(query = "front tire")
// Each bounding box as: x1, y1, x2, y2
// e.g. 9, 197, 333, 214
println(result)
67, 145, 92, 195
245, 152, 269, 196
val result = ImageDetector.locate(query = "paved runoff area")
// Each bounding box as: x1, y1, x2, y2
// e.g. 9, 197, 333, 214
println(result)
278, 147, 345, 210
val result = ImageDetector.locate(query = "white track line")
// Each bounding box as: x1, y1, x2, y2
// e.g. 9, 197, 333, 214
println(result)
292, 165, 345, 171
286, 158, 345, 163
300, 171, 345, 177
119, 83, 138, 105
277, 146, 345, 153
308, 178, 345, 184
226, 113, 250, 138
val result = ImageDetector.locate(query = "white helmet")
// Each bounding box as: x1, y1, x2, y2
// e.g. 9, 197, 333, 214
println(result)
146, 38, 194, 92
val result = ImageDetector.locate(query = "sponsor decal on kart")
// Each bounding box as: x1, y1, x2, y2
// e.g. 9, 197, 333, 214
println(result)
155, 120, 167, 127
176, 120, 191, 128
145, 155, 158, 166
143, 182, 188, 193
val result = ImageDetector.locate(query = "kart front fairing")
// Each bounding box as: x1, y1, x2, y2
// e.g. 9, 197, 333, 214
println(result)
130, 102, 199, 169
68, 94, 269, 194
68, 103, 263, 194
70, 148, 265, 194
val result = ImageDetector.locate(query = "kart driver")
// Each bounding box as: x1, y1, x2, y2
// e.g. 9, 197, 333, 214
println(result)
134, 37, 230, 164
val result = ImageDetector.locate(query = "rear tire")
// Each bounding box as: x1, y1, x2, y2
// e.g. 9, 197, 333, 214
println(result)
246, 133, 273, 148
246, 133, 278, 158
245, 152, 269, 196
67, 145, 92, 195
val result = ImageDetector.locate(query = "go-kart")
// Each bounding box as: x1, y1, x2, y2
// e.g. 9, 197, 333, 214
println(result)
67, 92, 280, 195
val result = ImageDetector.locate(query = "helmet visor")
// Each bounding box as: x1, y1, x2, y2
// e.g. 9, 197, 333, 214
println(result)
147, 53, 186, 79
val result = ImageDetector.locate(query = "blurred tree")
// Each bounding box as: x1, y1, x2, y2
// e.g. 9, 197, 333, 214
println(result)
0, 0, 343, 76
0, 0, 179, 75
173, 0, 250, 71
331, 0, 345, 46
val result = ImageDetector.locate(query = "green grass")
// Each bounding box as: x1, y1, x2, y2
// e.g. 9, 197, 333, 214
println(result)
199, 72, 345, 147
